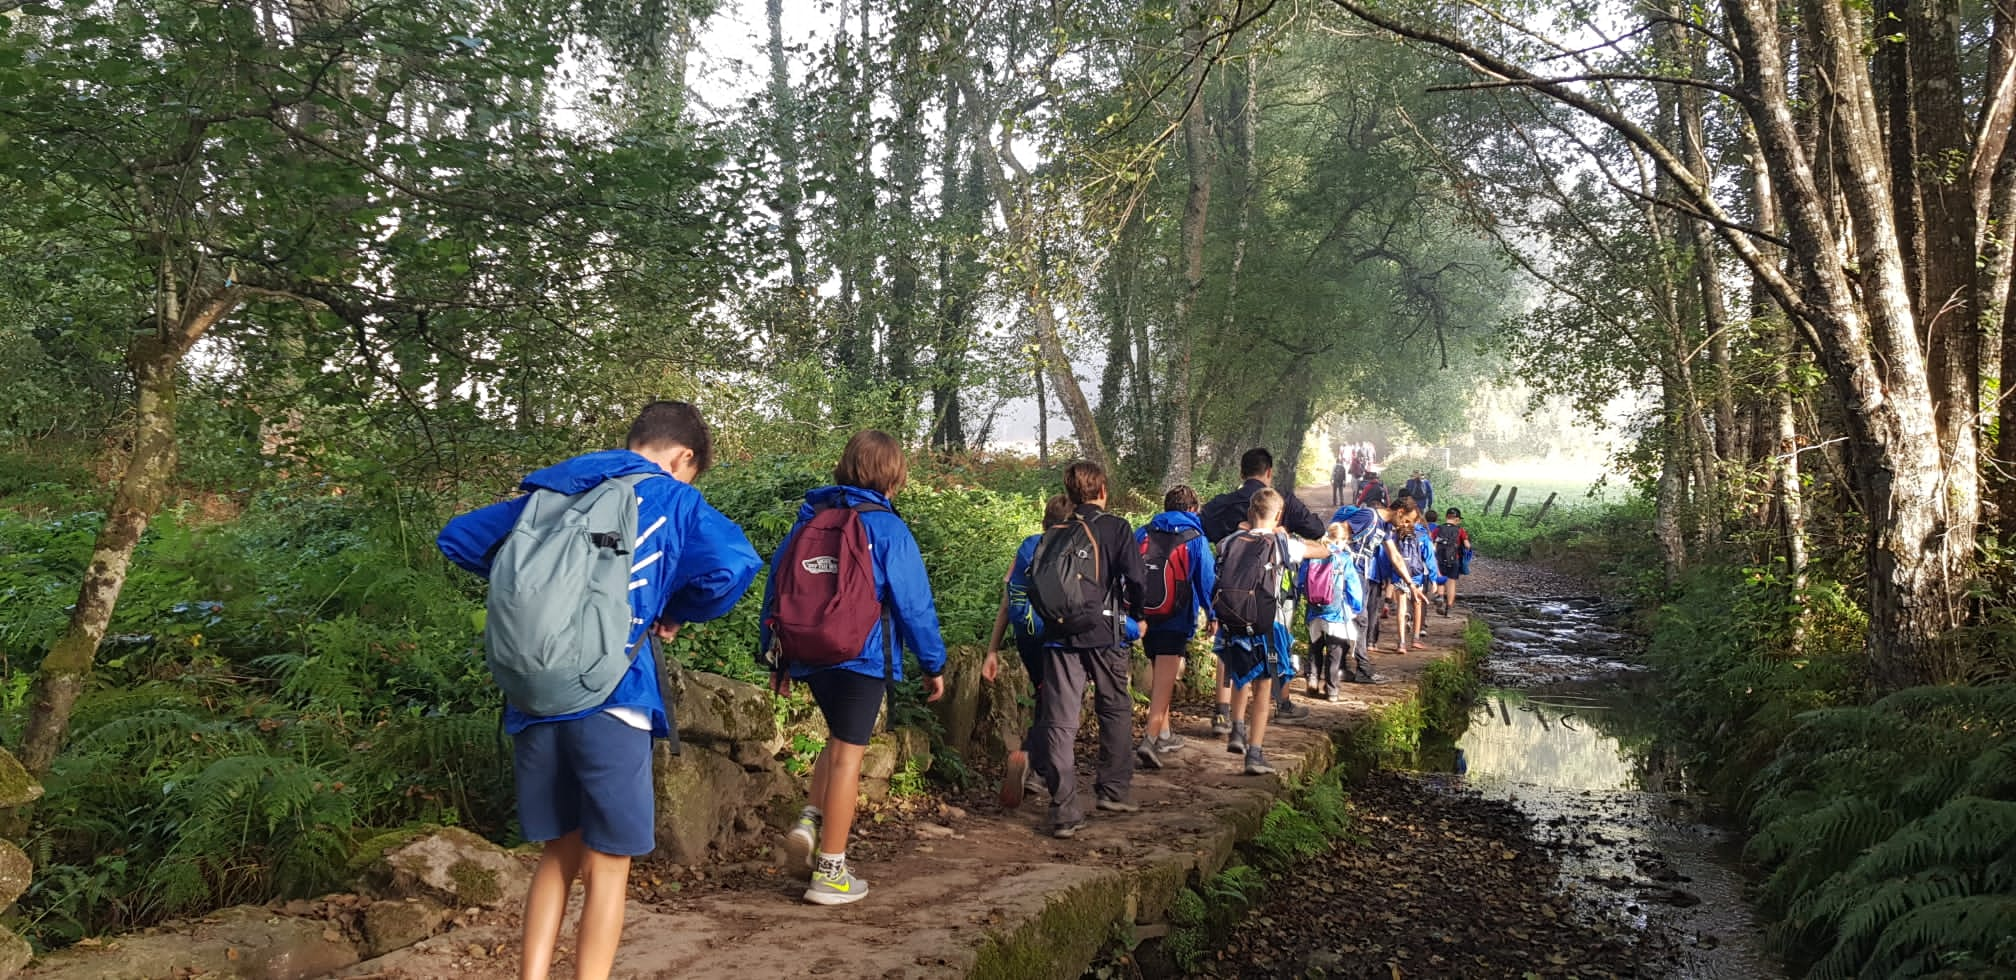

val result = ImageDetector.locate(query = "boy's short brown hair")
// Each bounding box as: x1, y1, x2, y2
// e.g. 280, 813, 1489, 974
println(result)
1043, 493, 1073, 526
1064, 460, 1107, 505
1163, 485, 1200, 512
1247, 487, 1284, 523
626, 401, 715, 475
834, 429, 909, 496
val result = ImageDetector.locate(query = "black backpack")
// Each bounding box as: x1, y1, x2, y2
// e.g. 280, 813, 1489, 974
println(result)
1029, 515, 1107, 639
1213, 533, 1282, 637
1433, 524, 1464, 570
1140, 528, 1201, 622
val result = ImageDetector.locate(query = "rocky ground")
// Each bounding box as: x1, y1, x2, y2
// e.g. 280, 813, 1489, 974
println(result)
1203, 770, 1665, 979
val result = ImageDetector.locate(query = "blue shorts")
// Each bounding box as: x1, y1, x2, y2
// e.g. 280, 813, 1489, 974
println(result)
512, 711, 655, 857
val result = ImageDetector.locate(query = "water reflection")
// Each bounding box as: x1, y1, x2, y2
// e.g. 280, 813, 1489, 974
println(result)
1459, 692, 1639, 793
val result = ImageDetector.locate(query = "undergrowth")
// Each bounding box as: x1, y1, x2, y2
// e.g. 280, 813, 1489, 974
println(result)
1642, 559, 2016, 977
1163, 768, 1356, 973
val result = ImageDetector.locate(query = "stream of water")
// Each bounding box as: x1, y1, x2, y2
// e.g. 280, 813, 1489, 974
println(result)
1445, 589, 1784, 979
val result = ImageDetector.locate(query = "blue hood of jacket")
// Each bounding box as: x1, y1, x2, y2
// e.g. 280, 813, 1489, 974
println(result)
520, 449, 666, 495
1147, 510, 1207, 535
796, 484, 896, 521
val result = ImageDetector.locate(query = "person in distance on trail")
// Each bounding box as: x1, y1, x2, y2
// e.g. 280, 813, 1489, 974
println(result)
1331, 454, 1350, 508
1133, 485, 1220, 771
764, 430, 949, 905
1355, 469, 1389, 508
1404, 471, 1435, 516
1026, 460, 1146, 838
983, 493, 1076, 807
1200, 448, 1325, 733
1211, 489, 1327, 774
437, 401, 762, 980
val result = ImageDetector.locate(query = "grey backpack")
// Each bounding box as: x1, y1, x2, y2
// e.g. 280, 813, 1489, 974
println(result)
484, 473, 658, 717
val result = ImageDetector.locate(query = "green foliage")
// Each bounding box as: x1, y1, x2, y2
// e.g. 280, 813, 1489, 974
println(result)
2, 490, 513, 949
889, 758, 928, 799
1743, 685, 2016, 977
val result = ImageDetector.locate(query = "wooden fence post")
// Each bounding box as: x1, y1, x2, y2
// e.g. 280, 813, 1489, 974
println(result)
1501, 486, 1518, 518
1528, 492, 1558, 527
1482, 484, 1502, 513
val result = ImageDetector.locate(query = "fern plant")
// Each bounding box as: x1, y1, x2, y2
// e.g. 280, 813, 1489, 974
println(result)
1742, 684, 2016, 977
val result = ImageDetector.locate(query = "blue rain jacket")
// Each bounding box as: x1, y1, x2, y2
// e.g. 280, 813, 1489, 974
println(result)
1300, 544, 1366, 624
437, 449, 763, 737
759, 485, 949, 681
1137, 510, 1219, 638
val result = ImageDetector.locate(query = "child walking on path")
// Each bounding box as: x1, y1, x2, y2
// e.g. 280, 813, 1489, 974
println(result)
1200, 448, 1323, 732
1029, 461, 1146, 838
1135, 486, 1218, 770
1432, 507, 1472, 615
1213, 489, 1325, 775
983, 494, 1074, 806
437, 401, 762, 980
1300, 522, 1367, 700
764, 430, 949, 905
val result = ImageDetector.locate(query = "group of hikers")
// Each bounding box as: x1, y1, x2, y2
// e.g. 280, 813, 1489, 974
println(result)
437, 403, 1476, 980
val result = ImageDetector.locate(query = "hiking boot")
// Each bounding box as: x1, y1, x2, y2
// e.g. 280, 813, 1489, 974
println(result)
1052, 818, 1087, 839
782, 815, 818, 879
1136, 738, 1163, 770
1226, 723, 1248, 755
1273, 699, 1311, 722
1244, 746, 1277, 776
1000, 750, 1031, 809
1357, 670, 1388, 685
1096, 797, 1140, 813
1154, 733, 1186, 753
805, 865, 870, 906
1327, 690, 1345, 703
1210, 707, 1233, 735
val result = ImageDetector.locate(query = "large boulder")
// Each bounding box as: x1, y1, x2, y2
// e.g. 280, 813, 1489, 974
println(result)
0, 841, 29, 912
0, 748, 41, 809
674, 670, 782, 750
0, 925, 27, 980
354, 827, 526, 911
653, 743, 792, 865
361, 898, 449, 958
20, 906, 358, 980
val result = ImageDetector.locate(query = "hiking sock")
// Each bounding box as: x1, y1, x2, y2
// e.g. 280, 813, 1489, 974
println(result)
815, 852, 846, 877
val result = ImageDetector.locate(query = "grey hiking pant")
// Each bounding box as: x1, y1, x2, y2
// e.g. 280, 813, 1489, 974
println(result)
1035, 644, 1135, 825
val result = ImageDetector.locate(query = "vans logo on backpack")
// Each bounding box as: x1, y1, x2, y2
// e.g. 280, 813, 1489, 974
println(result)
800, 556, 839, 574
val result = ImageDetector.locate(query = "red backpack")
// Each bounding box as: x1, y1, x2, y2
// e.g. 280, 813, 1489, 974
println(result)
766, 502, 888, 669
1139, 528, 1201, 622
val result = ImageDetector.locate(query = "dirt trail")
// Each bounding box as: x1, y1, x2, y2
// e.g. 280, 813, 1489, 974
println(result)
334, 483, 1468, 979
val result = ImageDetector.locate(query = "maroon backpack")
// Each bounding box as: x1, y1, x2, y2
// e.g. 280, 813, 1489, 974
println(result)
766, 502, 888, 670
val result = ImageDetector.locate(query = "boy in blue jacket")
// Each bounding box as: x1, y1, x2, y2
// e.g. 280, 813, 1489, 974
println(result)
1134, 485, 1218, 770
764, 430, 949, 904
437, 401, 761, 980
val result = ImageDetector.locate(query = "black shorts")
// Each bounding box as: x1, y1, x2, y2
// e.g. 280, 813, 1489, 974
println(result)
1143, 630, 1193, 658
804, 667, 886, 747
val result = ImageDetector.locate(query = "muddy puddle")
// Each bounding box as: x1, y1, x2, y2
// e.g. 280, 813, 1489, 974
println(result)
1445, 591, 1783, 979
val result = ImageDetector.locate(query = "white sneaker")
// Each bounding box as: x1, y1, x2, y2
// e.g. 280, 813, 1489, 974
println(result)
782, 817, 817, 880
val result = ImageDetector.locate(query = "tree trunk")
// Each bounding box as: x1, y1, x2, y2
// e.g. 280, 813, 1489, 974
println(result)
1158, 0, 1217, 490
930, 83, 975, 453
962, 78, 1112, 472
17, 325, 205, 778
1034, 352, 1049, 467
768, 0, 808, 290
